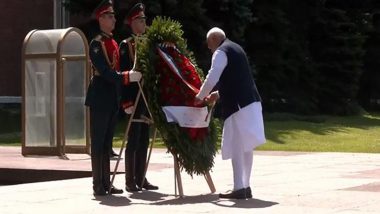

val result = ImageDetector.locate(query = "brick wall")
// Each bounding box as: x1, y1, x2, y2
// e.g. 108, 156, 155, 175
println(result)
0, 1, 133, 97
0, 0, 53, 96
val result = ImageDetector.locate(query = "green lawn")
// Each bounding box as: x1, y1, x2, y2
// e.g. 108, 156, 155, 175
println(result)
259, 113, 380, 153
1, 107, 380, 153
0, 107, 21, 146
112, 112, 380, 153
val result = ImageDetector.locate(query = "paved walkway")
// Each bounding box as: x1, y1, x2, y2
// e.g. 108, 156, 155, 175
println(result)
1, 147, 380, 213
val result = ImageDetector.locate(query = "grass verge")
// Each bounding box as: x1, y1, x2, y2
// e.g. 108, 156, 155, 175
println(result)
1, 107, 380, 153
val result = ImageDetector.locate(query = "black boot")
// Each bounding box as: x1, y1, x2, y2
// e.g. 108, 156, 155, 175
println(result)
136, 149, 158, 190
110, 149, 119, 158
102, 153, 123, 194
91, 155, 106, 195
93, 186, 107, 196
108, 186, 124, 194
140, 178, 159, 190
125, 151, 139, 192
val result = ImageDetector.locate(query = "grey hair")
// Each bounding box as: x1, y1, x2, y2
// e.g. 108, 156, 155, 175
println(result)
206, 27, 226, 39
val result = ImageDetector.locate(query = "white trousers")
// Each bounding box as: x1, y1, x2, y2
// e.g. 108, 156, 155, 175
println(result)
231, 146, 253, 190
221, 102, 265, 160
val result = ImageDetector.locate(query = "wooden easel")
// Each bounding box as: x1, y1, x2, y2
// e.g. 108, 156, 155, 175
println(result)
109, 81, 154, 194
109, 37, 157, 192
172, 152, 216, 197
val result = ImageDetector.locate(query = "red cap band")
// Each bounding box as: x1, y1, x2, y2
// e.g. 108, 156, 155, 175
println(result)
96, 6, 114, 20
127, 11, 145, 25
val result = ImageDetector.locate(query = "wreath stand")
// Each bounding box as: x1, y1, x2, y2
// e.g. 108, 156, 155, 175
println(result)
109, 81, 216, 197
171, 151, 216, 197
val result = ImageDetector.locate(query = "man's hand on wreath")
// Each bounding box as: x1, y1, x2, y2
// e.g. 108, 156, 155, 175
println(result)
129, 70, 142, 82
204, 91, 219, 105
194, 95, 204, 105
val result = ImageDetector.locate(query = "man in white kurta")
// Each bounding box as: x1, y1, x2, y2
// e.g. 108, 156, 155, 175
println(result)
195, 27, 265, 199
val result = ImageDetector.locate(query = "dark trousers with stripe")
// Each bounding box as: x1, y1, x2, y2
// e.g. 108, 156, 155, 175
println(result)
90, 107, 118, 192
125, 99, 150, 187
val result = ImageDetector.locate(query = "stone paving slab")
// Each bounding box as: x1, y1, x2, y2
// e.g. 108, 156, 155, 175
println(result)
0, 147, 380, 213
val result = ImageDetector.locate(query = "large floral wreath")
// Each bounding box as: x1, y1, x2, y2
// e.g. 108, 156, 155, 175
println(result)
135, 17, 217, 176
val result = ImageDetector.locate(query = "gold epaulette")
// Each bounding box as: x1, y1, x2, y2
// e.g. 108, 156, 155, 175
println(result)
93, 34, 104, 42
90, 34, 113, 69
121, 37, 135, 64
122, 37, 134, 45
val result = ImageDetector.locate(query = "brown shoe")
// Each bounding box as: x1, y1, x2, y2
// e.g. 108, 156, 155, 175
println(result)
219, 188, 246, 199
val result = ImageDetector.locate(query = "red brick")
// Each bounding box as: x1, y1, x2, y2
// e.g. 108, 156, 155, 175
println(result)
0, 0, 53, 96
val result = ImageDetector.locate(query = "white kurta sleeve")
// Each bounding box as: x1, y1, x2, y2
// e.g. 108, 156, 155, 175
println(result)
196, 50, 227, 100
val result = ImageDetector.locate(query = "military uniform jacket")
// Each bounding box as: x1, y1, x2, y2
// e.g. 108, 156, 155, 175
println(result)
85, 32, 124, 111
119, 35, 139, 109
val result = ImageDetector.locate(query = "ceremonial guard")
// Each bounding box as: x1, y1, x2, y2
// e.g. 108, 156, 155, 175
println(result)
85, 0, 142, 196
119, 3, 158, 192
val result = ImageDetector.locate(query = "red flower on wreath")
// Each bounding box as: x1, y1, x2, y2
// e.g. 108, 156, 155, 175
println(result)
155, 46, 208, 141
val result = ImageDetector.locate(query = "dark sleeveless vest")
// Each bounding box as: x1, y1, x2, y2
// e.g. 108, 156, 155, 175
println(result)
217, 39, 261, 120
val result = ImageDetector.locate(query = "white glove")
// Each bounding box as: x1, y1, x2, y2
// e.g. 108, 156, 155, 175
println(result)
129, 70, 142, 82
124, 106, 134, 114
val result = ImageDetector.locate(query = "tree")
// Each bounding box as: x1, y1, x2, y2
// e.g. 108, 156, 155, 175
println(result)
309, 7, 366, 115
245, 0, 319, 114
245, 0, 288, 112
323, 0, 380, 111
203, 0, 253, 44
278, 0, 321, 114
144, 0, 211, 71
359, 13, 380, 110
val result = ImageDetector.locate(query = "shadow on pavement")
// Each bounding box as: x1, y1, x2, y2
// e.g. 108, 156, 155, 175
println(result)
128, 190, 170, 201
213, 197, 279, 208
150, 193, 219, 205
93, 195, 131, 206
146, 193, 278, 208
